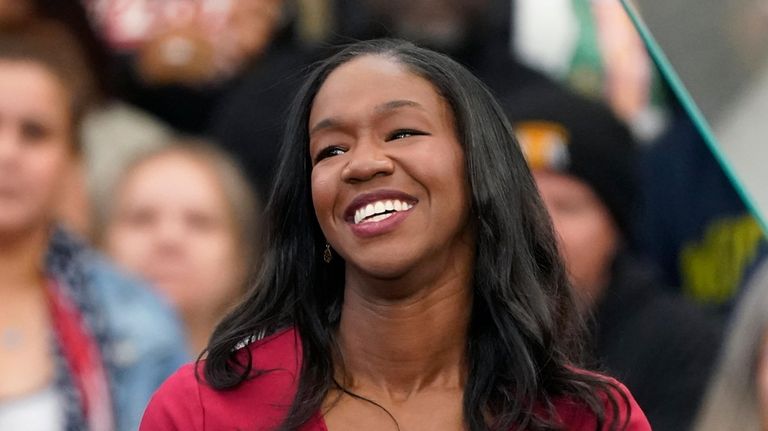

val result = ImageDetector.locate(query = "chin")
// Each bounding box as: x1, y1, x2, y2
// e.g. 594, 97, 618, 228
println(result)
0, 212, 44, 237
347, 253, 417, 281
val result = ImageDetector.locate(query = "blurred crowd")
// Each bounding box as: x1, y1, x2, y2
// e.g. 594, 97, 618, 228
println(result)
0, 1, 766, 430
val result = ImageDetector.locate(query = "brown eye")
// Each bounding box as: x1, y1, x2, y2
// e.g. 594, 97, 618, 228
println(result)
314, 146, 347, 164
124, 208, 157, 228
20, 120, 50, 143
185, 211, 217, 232
386, 129, 428, 141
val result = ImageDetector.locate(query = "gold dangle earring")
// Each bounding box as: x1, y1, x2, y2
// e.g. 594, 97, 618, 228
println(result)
323, 243, 333, 264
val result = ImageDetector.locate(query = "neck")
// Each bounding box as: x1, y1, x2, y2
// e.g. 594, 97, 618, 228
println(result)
0, 226, 49, 295
185, 313, 218, 357
336, 256, 473, 400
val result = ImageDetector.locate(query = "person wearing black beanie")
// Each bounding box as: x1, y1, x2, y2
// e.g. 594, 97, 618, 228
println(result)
510, 78, 723, 431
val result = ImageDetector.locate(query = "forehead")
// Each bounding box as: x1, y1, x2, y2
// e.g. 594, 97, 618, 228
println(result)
122, 154, 225, 202
0, 60, 69, 111
309, 55, 450, 127
533, 170, 599, 201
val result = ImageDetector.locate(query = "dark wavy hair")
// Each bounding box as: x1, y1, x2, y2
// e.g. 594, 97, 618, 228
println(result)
203, 39, 628, 431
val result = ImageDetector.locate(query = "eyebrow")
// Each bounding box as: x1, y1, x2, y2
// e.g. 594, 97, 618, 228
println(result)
374, 99, 423, 114
309, 99, 425, 135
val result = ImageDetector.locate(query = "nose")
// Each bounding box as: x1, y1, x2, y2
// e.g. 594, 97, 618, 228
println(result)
0, 126, 20, 162
340, 136, 394, 183
152, 217, 187, 255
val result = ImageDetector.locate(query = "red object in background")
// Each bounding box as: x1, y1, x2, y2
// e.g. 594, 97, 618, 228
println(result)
47, 280, 114, 431
84, 0, 233, 52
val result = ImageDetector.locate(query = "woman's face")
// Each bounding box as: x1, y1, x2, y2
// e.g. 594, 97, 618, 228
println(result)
309, 55, 472, 283
532, 170, 619, 308
0, 60, 74, 237
105, 153, 244, 320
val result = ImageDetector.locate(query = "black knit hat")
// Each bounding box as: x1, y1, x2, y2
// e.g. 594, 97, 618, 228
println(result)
501, 79, 639, 239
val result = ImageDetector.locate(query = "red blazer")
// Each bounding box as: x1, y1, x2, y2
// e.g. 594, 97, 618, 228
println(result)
140, 329, 651, 431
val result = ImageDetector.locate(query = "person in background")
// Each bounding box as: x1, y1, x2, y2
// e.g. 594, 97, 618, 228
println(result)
99, 0, 301, 132
0, 0, 172, 239
0, 25, 186, 431
694, 260, 768, 431
205, 0, 320, 197
345, 0, 504, 53
100, 141, 260, 355
340, 0, 515, 85
82, 0, 317, 197
508, 0, 768, 311
513, 83, 723, 431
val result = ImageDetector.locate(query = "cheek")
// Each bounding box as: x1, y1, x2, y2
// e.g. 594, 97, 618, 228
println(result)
198, 232, 239, 263
551, 208, 608, 248
188, 235, 243, 297
311, 169, 337, 230
552, 213, 609, 275
419, 143, 469, 219
26, 147, 72, 193
106, 226, 152, 269
182, 221, 240, 265
558, 213, 617, 289
437, 176, 471, 234
545, 210, 571, 252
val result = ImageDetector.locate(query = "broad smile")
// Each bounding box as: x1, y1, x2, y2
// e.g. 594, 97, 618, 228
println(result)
353, 199, 414, 224
344, 190, 418, 238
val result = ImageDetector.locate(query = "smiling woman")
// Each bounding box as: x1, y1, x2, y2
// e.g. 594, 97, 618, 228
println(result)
309, 55, 472, 285
140, 39, 651, 431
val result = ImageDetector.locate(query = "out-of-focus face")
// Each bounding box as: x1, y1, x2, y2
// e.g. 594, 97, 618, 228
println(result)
228, 0, 283, 62
309, 55, 472, 290
0, 60, 74, 238
533, 170, 619, 309
134, 0, 284, 84
366, 0, 488, 50
105, 152, 244, 320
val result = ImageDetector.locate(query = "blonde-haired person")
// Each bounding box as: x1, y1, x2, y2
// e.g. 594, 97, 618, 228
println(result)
0, 23, 187, 431
100, 141, 260, 355
694, 258, 768, 431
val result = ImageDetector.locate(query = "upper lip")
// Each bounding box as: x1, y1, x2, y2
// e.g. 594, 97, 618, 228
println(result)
343, 189, 418, 223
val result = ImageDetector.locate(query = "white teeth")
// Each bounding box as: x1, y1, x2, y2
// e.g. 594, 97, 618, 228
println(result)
374, 201, 385, 214
352, 199, 415, 224
369, 213, 394, 222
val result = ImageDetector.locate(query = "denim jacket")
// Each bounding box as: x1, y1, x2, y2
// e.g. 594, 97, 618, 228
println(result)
72, 251, 189, 431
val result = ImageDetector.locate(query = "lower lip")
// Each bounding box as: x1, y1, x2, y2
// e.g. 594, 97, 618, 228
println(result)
348, 209, 413, 238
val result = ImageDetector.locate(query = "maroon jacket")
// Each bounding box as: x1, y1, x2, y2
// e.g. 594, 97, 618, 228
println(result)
140, 329, 651, 430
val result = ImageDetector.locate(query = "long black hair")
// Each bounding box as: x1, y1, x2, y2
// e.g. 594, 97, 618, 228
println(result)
204, 39, 629, 431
